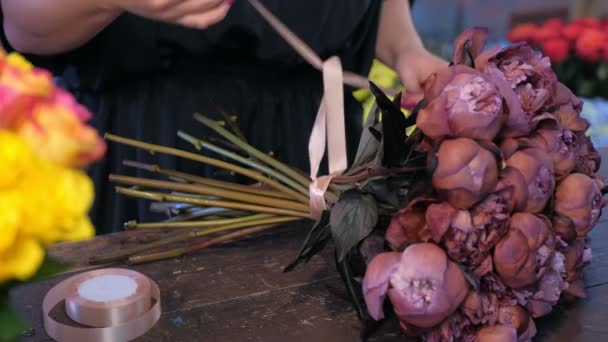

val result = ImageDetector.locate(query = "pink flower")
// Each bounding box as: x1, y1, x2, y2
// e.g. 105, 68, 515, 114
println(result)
424, 313, 476, 342
497, 305, 537, 340
452, 27, 489, 65
363, 243, 469, 328
425, 189, 511, 274
416, 65, 505, 140
476, 325, 518, 342
575, 134, 601, 176
505, 148, 555, 213
554, 173, 604, 238
481, 43, 557, 114
494, 166, 529, 212
563, 239, 592, 299
553, 83, 589, 133
493, 213, 556, 289
527, 115, 580, 179
524, 252, 568, 318
431, 138, 499, 209
461, 291, 499, 325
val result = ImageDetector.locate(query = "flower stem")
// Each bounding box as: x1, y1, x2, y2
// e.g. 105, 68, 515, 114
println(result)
91, 216, 301, 265
110, 174, 310, 212
128, 213, 274, 229
114, 187, 312, 219
105, 133, 309, 203
123, 160, 293, 200
128, 223, 285, 264
178, 131, 310, 196
194, 113, 312, 188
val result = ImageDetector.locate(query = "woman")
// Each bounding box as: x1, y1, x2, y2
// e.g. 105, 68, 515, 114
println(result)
1, 0, 446, 234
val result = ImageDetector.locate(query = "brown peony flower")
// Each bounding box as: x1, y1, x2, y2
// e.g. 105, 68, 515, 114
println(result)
497, 305, 537, 341
525, 251, 568, 318
554, 173, 604, 238
505, 148, 555, 213
575, 134, 601, 176
553, 83, 589, 133
461, 291, 499, 325
426, 189, 511, 274
431, 138, 499, 209
493, 213, 556, 288
416, 65, 505, 140
527, 115, 579, 179
385, 197, 434, 250
562, 240, 592, 300
363, 243, 469, 328
424, 312, 476, 342
495, 166, 529, 212
481, 43, 557, 114
476, 325, 518, 342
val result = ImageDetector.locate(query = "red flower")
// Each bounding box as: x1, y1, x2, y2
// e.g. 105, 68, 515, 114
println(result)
508, 23, 538, 44
534, 25, 561, 42
540, 38, 570, 63
575, 28, 605, 62
543, 18, 565, 30
562, 24, 585, 42
574, 17, 602, 29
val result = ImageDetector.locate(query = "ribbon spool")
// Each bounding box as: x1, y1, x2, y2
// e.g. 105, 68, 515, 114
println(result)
43, 268, 161, 342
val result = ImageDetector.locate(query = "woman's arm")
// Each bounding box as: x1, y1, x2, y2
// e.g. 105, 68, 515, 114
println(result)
375, 0, 447, 92
1, 0, 121, 54
2, 0, 231, 55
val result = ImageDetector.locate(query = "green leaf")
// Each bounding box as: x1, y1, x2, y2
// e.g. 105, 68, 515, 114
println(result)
0, 295, 28, 342
353, 102, 381, 168
458, 264, 480, 292
330, 189, 379, 261
361, 177, 410, 208
597, 62, 608, 81
284, 211, 332, 272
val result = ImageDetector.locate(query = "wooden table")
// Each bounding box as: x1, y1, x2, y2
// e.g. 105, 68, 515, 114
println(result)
11, 157, 608, 342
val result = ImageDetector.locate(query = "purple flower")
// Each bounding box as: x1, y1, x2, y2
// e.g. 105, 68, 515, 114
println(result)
505, 148, 555, 213
553, 82, 589, 133
493, 213, 556, 289
527, 115, 580, 179
431, 138, 499, 209
575, 134, 601, 176
416, 65, 505, 140
385, 197, 434, 250
363, 243, 469, 328
554, 173, 605, 238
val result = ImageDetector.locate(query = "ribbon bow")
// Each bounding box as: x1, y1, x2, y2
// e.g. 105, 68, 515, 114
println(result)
247, 0, 370, 220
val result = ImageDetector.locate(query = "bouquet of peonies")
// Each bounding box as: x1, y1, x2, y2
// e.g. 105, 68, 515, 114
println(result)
101, 27, 606, 341
508, 17, 608, 99
0, 49, 105, 340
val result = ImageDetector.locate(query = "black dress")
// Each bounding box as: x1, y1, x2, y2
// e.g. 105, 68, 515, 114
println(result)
2, 1, 383, 234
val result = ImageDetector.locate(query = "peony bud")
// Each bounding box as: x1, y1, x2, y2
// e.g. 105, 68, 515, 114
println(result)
424, 313, 475, 342
461, 291, 499, 325
363, 243, 469, 328
525, 252, 568, 318
497, 305, 537, 341
527, 115, 579, 179
416, 65, 505, 141
554, 173, 604, 238
431, 138, 499, 209
505, 148, 555, 213
494, 213, 556, 288
575, 134, 601, 176
553, 83, 589, 133
476, 325, 518, 342
563, 239, 591, 299
495, 166, 529, 212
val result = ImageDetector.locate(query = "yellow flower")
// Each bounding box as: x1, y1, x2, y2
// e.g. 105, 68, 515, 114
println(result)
0, 131, 94, 283
0, 51, 54, 97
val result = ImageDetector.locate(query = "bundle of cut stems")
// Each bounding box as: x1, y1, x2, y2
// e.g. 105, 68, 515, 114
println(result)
90, 113, 327, 265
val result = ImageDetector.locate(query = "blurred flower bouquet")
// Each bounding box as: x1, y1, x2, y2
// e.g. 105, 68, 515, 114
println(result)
509, 17, 608, 99
0, 50, 105, 340
97, 27, 607, 341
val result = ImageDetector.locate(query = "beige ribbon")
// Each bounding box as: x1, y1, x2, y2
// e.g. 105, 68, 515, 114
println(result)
43, 268, 161, 342
247, 0, 370, 219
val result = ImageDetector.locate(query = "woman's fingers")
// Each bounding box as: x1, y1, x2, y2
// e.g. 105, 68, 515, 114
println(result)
175, 1, 231, 29
161, 0, 226, 21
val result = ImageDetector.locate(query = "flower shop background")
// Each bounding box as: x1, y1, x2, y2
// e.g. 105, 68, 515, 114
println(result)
412, 0, 608, 147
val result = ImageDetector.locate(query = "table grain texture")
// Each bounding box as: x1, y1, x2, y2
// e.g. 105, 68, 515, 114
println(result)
10, 151, 608, 342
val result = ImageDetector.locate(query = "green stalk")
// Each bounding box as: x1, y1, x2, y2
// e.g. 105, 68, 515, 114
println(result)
128, 223, 285, 264
178, 131, 310, 196
110, 175, 310, 212
105, 133, 309, 203
91, 216, 300, 265
194, 113, 312, 188
114, 187, 312, 219
127, 213, 273, 229
123, 160, 293, 200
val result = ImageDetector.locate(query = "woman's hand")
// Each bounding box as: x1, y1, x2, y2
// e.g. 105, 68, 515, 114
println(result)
395, 44, 448, 94
104, 0, 232, 29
